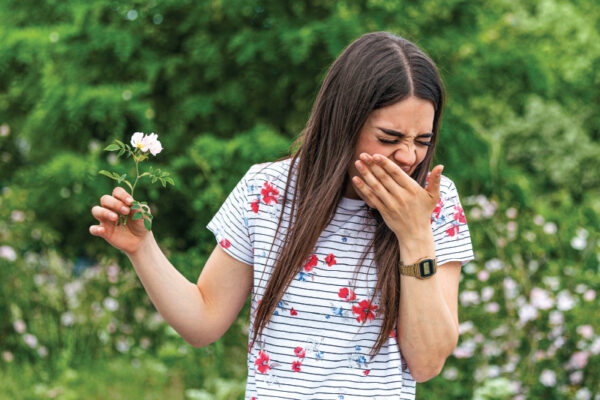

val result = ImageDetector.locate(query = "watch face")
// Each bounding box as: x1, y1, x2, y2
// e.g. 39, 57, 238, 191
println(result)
419, 259, 435, 278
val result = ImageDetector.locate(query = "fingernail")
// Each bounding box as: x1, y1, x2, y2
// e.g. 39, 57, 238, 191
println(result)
121, 206, 129, 214
373, 155, 382, 162
110, 212, 118, 219
126, 197, 133, 204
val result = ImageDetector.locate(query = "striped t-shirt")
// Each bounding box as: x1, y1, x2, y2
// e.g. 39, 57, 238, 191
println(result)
207, 158, 474, 400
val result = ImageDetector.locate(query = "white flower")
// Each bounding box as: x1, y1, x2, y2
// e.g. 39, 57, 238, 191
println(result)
571, 236, 586, 250
23, 333, 38, 348
13, 319, 26, 334
576, 325, 594, 339
518, 303, 538, 324
103, 297, 119, 312
542, 276, 560, 291
0, 246, 17, 261
530, 287, 554, 310
477, 270, 489, 282
11, 210, 25, 222
61, 312, 75, 327
37, 346, 48, 358
533, 215, 545, 226
130, 132, 148, 152
543, 222, 557, 235
539, 369, 556, 386
485, 302, 500, 313
556, 290, 576, 311
485, 258, 504, 272
453, 339, 475, 358
506, 207, 517, 219
459, 321, 474, 334
143, 132, 163, 156
503, 277, 518, 299
570, 371, 583, 385
460, 290, 480, 306
549, 311, 564, 325
442, 366, 458, 380
576, 388, 592, 400
0, 124, 9, 137
481, 286, 494, 302
569, 351, 589, 369
2, 351, 13, 362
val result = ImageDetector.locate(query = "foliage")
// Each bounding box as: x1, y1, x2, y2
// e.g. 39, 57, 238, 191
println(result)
0, 0, 599, 399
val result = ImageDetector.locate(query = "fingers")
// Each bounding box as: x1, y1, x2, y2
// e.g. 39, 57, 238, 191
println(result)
371, 153, 419, 189
426, 165, 444, 199
354, 154, 399, 210
101, 193, 131, 216
90, 188, 134, 237
351, 175, 384, 210
112, 187, 134, 206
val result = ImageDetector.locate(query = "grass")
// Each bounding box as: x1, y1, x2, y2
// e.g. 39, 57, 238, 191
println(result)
0, 356, 189, 400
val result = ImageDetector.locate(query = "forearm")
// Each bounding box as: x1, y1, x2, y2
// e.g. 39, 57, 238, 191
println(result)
125, 232, 208, 347
396, 235, 459, 382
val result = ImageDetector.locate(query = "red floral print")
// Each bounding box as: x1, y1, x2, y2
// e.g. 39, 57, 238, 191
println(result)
294, 347, 306, 358
352, 300, 378, 323
338, 287, 357, 302
290, 307, 298, 316
446, 225, 459, 236
304, 254, 318, 272
431, 198, 443, 223
255, 350, 271, 374
363, 369, 370, 376
261, 182, 279, 205
325, 254, 336, 266
292, 360, 302, 372
220, 239, 231, 248
454, 205, 466, 224
251, 198, 260, 213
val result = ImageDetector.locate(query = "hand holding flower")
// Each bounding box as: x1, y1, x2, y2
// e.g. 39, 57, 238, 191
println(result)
97, 132, 174, 231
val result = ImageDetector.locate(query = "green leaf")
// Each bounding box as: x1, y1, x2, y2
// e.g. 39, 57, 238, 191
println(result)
143, 217, 152, 231
117, 174, 127, 184
98, 170, 119, 180
132, 212, 143, 220
115, 139, 125, 147
130, 204, 141, 210
104, 144, 120, 151
166, 177, 175, 186
118, 148, 126, 158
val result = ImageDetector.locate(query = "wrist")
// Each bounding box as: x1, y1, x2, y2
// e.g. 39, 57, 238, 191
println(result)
396, 229, 435, 264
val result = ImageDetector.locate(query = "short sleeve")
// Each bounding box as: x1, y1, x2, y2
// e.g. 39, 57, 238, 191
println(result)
430, 176, 475, 266
206, 168, 254, 266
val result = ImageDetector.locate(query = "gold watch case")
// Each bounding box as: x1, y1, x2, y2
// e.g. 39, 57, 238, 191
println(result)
399, 258, 437, 279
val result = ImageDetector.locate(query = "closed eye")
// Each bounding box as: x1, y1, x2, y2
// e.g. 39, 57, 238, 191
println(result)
378, 138, 432, 147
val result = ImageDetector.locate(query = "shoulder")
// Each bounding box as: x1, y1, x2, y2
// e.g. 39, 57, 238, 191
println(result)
439, 174, 458, 199
244, 158, 294, 188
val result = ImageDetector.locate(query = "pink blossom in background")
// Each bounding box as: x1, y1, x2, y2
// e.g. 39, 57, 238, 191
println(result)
530, 287, 554, 310
539, 369, 556, 386
576, 325, 594, 339
569, 351, 589, 370
0, 245, 17, 261
13, 319, 26, 334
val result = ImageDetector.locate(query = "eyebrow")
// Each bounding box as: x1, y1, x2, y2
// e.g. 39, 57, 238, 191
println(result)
378, 127, 433, 138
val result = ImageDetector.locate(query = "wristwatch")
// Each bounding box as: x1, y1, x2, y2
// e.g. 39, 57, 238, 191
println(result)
399, 257, 437, 279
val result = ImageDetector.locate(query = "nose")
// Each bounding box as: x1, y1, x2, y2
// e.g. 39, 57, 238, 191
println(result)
392, 142, 417, 167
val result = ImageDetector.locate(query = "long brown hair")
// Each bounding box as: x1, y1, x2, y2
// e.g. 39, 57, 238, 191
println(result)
251, 32, 445, 357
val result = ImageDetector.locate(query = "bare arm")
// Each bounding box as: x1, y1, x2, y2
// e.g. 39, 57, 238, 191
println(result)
126, 235, 253, 347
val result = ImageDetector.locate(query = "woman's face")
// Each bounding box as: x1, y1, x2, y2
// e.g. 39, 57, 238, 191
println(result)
345, 96, 435, 199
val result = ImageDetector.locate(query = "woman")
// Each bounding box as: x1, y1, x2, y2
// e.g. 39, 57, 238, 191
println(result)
90, 32, 473, 399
